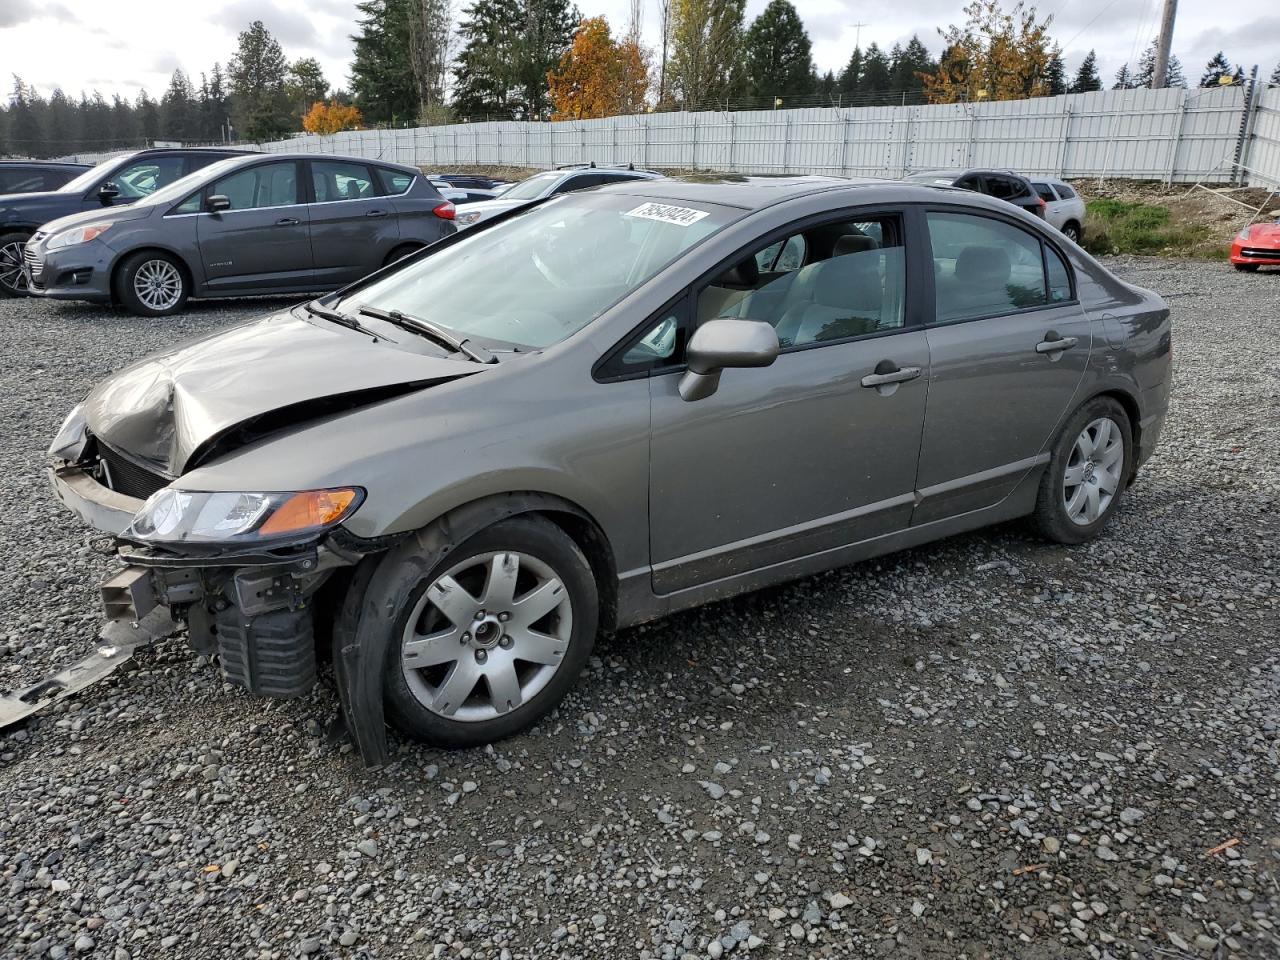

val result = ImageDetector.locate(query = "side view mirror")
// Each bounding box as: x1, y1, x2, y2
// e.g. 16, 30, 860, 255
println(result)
97, 182, 120, 203
679, 318, 779, 402
206, 194, 231, 213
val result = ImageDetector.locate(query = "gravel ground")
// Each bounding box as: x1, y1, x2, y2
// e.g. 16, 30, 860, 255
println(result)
1, 258, 1278, 960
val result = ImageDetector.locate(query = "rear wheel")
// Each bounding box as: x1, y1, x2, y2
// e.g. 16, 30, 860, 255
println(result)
116, 251, 189, 316
1032, 396, 1132, 545
1061, 221, 1081, 243
383, 516, 598, 748
1233, 263, 1259, 272
0, 232, 32, 297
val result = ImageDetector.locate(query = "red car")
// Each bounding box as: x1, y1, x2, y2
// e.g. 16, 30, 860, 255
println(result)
1231, 218, 1280, 271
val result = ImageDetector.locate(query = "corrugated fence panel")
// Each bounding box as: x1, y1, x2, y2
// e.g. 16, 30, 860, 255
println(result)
62, 86, 1273, 185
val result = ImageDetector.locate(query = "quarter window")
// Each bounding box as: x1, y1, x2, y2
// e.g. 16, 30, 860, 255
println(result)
210, 162, 299, 210
927, 211, 1051, 322
1046, 244, 1073, 302
1055, 183, 1077, 199
377, 168, 415, 194
312, 161, 376, 202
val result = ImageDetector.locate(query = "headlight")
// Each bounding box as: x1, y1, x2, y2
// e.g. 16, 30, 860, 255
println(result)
46, 223, 113, 250
124, 487, 363, 544
1237, 226, 1253, 240
48, 403, 88, 461
456, 211, 483, 226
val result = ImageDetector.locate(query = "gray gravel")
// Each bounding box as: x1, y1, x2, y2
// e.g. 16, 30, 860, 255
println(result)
1, 260, 1278, 959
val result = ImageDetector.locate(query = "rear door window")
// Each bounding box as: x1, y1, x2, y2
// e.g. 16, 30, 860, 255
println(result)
984, 176, 1023, 201
312, 160, 378, 202
927, 211, 1052, 322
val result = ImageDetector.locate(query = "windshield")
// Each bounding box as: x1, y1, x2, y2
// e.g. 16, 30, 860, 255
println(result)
337, 192, 738, 349
500, 172, 562, 202
57, 155, 131, 194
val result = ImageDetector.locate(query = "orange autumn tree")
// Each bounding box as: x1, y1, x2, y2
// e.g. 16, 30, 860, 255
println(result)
303, 99, 363, 134
548, 17, 650, 120
923, 1, 1057, 104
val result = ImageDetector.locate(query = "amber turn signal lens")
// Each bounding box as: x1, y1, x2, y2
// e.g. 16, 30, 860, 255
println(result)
258, 488, 359, 536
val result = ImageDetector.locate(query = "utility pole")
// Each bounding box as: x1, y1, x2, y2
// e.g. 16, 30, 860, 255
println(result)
1151, 0, 1178, 89
851, 21, 868, 51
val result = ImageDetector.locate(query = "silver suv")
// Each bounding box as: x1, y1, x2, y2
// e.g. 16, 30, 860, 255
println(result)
36, 176, 1170, 763
1031, 179, 1087, 243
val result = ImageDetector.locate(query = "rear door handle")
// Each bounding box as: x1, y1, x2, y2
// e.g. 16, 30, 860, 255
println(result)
276, 217, 299, 226
365, 210, 387, 218
861, 365, 922, 388
1036, 334, 1078, 355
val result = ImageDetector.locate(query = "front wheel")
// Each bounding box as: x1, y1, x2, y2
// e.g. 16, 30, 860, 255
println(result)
116, 251, 189, 316
1032, 396, 1133, 545
383, 516, 598, 748
0, 232, 32, 297
1233, 263, 1259, 272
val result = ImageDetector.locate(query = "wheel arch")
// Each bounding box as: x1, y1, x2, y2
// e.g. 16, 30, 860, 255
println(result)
110, 244, 195, 303
1081, 386, 1142, 479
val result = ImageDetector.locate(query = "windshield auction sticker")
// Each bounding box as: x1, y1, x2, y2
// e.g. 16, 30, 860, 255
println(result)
624, 202, 711, 227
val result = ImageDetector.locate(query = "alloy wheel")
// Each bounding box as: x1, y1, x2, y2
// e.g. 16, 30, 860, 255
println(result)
132, 259, 183, 311
0, 240, 29, 295
1063, 225, 1080, 243
1063, 417, 1124, 526
401, 551, 573, 722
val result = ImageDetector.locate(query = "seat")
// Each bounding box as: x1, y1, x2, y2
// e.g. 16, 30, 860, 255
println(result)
775, 253, 883, 346
697, 256, 760, 322
946, 245, 1014, 318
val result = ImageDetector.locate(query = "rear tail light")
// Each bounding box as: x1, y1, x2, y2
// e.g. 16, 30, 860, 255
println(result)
432, 201, 456, 220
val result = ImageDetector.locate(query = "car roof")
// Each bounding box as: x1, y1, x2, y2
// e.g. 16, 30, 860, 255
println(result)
0, 159, 91, 168
195, 152, 422, 175
594, 174, 885, 210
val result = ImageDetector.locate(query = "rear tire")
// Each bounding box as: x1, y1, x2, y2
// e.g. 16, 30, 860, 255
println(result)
115, 251, 189, 316
1062, 221, 1081, 243
382, 516, 598, 748
0, 232, 32, 297
1233, 263, 1259, 272
1032, 396, 1133, 545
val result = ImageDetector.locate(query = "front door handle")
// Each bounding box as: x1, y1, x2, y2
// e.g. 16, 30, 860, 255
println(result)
1036, 333, 1078, 355
365, 210, 387, 218
276, 217, 299, 226
861, 364, 922, 388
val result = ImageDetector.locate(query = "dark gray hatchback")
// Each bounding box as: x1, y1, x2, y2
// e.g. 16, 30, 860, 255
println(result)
24, 153, 456, 315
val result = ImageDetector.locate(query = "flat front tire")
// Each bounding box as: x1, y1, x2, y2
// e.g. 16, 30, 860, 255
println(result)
1032, 396, 1133, 545
383, 516, 598, 748
116, 251, 189, 316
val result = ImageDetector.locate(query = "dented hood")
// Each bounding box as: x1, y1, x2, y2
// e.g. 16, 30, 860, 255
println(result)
84, 309, 478, 476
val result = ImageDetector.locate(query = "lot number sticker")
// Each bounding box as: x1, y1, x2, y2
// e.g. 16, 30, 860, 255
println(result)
624, 202, 711, 227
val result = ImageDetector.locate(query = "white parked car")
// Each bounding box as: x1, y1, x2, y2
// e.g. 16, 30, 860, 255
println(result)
453, 165, 660, 229
1031, 179, 1086, 243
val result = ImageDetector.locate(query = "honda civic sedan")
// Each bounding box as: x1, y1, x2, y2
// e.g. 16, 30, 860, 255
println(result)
36, 176, 1171, 763
22, 153, 456, 316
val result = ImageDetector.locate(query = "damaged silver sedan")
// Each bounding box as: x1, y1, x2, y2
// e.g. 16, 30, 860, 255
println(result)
30, 177, 1171, 765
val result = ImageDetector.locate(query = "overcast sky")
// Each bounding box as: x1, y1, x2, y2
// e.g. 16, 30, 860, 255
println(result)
2, 0, 1275, 103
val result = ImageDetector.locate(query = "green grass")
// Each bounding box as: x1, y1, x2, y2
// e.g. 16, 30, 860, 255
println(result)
1082, 198, 1213, 257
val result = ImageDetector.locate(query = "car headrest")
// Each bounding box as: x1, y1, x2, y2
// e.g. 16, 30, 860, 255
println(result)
956, 245, 1011, 285
834, 233, 879, 256
714, 256, 760, 289
813, 254, 881, 310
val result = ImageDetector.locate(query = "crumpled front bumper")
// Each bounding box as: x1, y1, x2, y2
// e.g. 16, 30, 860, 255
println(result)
48, 463, 143, 535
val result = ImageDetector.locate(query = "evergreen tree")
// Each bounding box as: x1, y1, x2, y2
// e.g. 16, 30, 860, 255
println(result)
668, 0, 747, 108
1132, 40, 1185, 88
816, 69, 836, 101
202, 64, 229, 142
110, 94, 138, 148
287, 57, 329, 120
452, 0, 524, 118
227, 20, 292, 139
861, 42, 892, 96
838, 47, 862, 98
136, 91, 160, 143
46, 89, 79, 154
1112, 63, 1134, 90
517, 0, 578, 120
890, 35, 935, 93
350, 0, 419, 124
743, 0, 815, 101
160, 70, 197, 142
1271, 62, 1280, 85
1070, 50, 1101, 93
1198, 52, 1242, 87
9, 78, 43, 156
1044, 51, 1066, 95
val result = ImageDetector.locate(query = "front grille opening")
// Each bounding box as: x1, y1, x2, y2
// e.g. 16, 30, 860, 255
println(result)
95, 442, 170, 500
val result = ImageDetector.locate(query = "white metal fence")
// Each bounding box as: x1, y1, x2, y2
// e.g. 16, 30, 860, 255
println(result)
69, 85, 1280, 188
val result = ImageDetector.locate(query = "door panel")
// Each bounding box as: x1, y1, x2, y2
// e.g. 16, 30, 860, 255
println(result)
649, 331, 929, 594
308, 160, 401, 285
196, 160, 312, 291
915, 211, 1091, 524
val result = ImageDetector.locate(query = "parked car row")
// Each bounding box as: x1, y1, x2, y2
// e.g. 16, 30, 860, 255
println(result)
903, 167, 1086, 242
